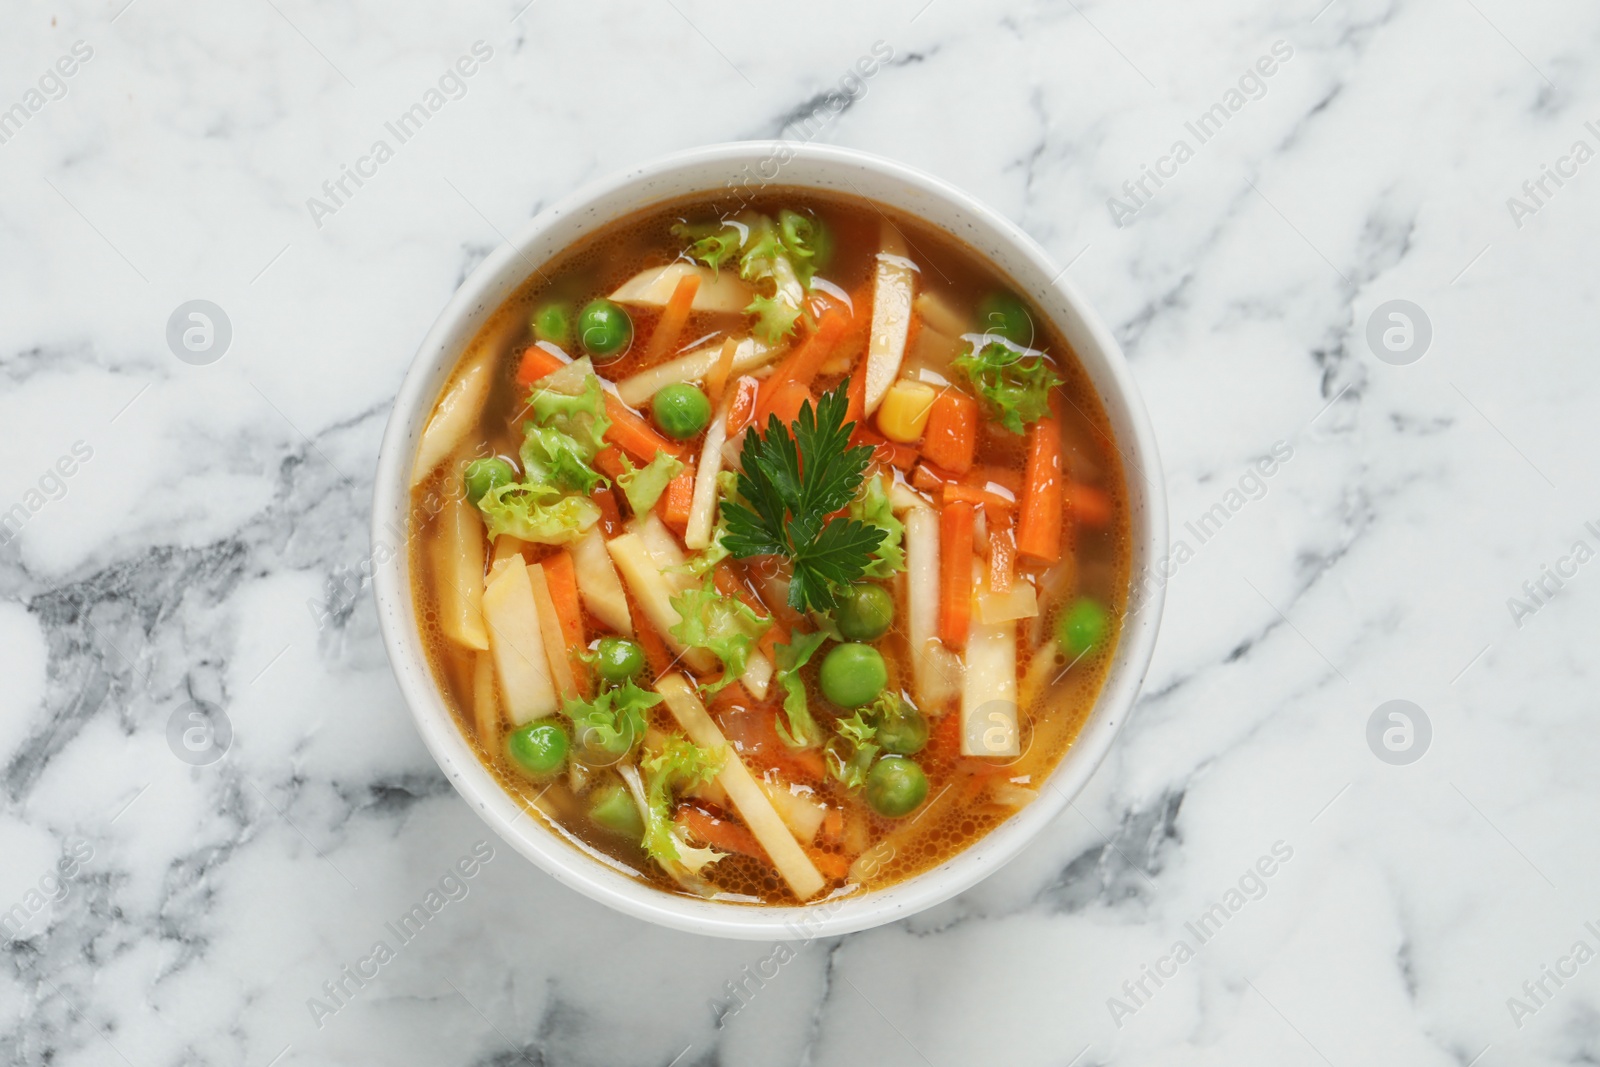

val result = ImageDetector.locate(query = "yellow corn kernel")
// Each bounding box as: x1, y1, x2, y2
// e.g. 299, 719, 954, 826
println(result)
876, 380, 937, 444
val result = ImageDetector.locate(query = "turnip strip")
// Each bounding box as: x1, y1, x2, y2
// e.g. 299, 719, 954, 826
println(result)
684, 390, 731, 550
616, 336, 777, 409
759, 780, 826, 845
570, 527, 632, 635
472, 651, 500, 745
656, 675, 826, 901
481, 561, 559, 724
975, 579, 1039, 624
905, 507, 959, 707
631, 515, 772, 697
610, 262, 756, 314
606, 534, 716, 672
526, 562, 579, 701
413, 352, 494, 486
863, 219, 916, 415
434, 487, 489, 650
961, 609, 1020, 757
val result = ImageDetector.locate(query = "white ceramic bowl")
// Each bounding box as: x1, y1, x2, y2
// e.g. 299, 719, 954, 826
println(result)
372, 142, 1167, 940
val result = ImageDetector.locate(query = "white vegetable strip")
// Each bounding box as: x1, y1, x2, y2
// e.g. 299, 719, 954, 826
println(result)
905, 507, 958, 706
740, 650, 773, 702
434, 487, 489, 650
570, 527, 632, 635
684, 390, 731, 550
605, 534, 716, 672
471, 651, 500, 744
526, 562, 579, 701
863, 220, 915, 415
758, 780, 826, 845
413, 354, 493, 486
913, 290, 968, 338
975, 579, 1039, 624
961, 607, 1020, 757
656, 675, 826, 901
481, 562, 559, 724
616, 336, 777, 408
610, 262, 756, 314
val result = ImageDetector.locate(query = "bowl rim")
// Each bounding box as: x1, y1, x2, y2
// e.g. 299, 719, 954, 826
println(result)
371, 141, 1168, 940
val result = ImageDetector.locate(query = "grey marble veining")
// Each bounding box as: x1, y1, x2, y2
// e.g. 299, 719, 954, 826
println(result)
2, 0, 1598, 1064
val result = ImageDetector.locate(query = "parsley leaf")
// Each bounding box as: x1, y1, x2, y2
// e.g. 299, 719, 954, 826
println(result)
952, 337, 1064, 435
721, 381, 885, 613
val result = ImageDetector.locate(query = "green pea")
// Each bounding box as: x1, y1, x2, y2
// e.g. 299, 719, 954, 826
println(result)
977, 291, 1035, 348
577, 299, 632, 360
595, 637, 646, 684
1056, 596, 1110, 660
836, 583, 894, 642
652, 383, 712, 441
819, 643, 887, 708
873, 700, 927, 756
532, 302, 571, 346
505, 720, 569, 779
588, 782, 644, 839
865, 756, 928, 818
463, 457, 517, 506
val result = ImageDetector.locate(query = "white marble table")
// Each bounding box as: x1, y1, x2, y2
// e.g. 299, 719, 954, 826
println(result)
3, 0, 1596, 1064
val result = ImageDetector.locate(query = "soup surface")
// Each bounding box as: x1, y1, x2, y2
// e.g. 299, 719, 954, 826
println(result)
409, 189, 1129, 905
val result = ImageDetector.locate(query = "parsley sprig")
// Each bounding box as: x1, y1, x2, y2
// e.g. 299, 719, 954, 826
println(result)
721, 382, 885, 613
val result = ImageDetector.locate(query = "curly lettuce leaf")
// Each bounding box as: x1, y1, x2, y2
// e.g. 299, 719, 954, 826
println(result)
672, 219, 745, 273
825, 711, 879, 791
476, 481, 599, 544
668, 575, 772, 695
616, 451, 684, 516
518, 372, 611, 492
772, 631, 829, 749
560, 679, 660, 762
848, 475, 905, 579
642, 735, 725, 870
952, 337, 1064, 435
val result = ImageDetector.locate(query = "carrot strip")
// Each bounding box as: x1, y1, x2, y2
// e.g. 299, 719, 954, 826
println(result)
706, 336, 739, 405
939, 501, 974, 649
853, 429, 917, 470
630, 592, 674, 677
1067, 483, 1113, 528
1016, 405, 1064, 563
754, 308, 851, 424
515, 345, 687, 461
657, 469, 695, 533
922, 391, 977, 474
676, 805, 765, 859
593, 485, 624, 534
844, 368, 866, 429
767, 381, 813, 427
806, 848, 850, 881
725, 375, 760, 436
989, 522, 1015, 595
594, 447, 626, 480
641, 273, 701, 365
943, 482, 1015, 511
542, 550, 590, 696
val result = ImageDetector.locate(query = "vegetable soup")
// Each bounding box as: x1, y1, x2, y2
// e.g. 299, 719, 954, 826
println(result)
409, 189, 1130, 904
